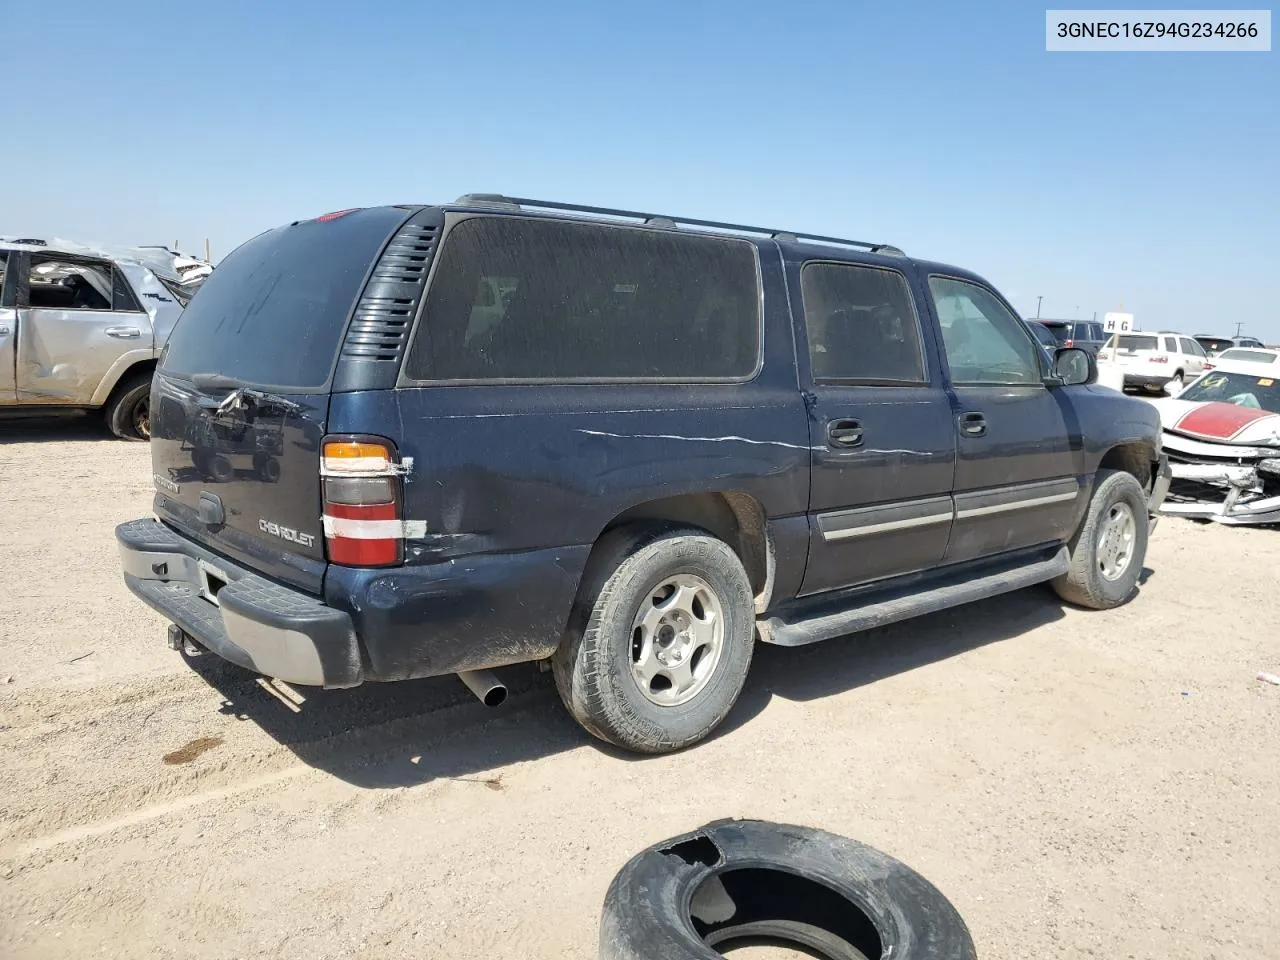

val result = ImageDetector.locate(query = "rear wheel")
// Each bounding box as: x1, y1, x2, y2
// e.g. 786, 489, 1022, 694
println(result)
105, 371, 153, 440
553, 527, 754, 754
1166, 371, 1185, 396
1052, 469, 1149, 610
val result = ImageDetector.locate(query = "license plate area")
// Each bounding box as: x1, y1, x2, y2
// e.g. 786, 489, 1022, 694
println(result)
196, 560, 230, 606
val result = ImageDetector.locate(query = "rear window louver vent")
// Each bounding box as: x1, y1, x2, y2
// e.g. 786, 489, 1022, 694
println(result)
340, 222, 439, 362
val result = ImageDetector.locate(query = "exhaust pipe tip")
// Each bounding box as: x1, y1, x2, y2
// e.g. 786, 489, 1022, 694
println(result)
458, 670, 507, 707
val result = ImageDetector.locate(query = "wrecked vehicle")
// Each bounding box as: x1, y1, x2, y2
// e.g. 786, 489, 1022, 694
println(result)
0, 237, 210, 439
1153, 364, 1280, 525
116, 195, 1168, 755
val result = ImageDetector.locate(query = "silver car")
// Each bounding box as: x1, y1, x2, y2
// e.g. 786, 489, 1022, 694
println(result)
0, 238, 204, 439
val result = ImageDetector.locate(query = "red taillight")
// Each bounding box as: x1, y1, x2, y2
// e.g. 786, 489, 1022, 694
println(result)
315, 208, 361, 222
1064, 339, 1074, 347
1203, 363, 1215, 371
321, 438, 404, 567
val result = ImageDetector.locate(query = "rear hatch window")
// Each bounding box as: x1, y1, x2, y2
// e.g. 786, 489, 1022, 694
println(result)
1197, 337, 1232, 354
1117, 335, 1158, 352
151, 207, 410, 592
161, 207, 410, 389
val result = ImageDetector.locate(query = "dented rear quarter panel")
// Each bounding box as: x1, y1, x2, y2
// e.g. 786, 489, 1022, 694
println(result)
325, 379, 811, 679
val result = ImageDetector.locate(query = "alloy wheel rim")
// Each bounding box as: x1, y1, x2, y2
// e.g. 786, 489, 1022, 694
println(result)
630, 574, 725, 707
1097, 502, 1136, 581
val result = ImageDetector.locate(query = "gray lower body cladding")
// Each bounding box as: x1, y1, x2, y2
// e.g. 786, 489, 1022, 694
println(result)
117, 517, 592, 686
117, 518, 362, 688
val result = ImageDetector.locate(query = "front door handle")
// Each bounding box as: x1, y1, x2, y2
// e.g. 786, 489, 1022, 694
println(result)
959, 412, 987, 438
105, 326, 141, 339
827, 418, 864, 448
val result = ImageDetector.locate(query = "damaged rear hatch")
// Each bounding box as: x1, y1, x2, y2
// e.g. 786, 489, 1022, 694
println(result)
1152, 368, 1280, 525
149, 207, 412, 591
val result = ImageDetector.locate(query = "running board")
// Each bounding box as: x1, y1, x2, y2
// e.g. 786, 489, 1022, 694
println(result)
762, 546, 1070, 647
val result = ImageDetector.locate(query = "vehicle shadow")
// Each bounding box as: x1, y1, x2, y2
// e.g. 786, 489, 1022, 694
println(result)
718, 583, 1071, 730
0, 415, 113, 444
184, 579, 1109, 789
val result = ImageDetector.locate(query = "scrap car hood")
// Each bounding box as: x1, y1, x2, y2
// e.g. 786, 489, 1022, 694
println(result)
1152, 398, 1280, 445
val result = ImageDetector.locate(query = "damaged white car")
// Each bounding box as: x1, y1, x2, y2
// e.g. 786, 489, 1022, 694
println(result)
1152, 363, 1280, 525
0, 238, 211, 439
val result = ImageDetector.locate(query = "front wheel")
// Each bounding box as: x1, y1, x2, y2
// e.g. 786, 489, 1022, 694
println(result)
553, 527, 755, 754
1052, 469, 1149, 610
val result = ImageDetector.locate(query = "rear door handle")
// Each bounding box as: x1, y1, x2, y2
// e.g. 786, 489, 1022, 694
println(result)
105, 326, 141, 339
826, 418, 864, 448
959, 412, 987, 438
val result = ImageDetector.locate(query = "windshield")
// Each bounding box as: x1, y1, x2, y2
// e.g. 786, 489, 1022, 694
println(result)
1180, 371, 1280, 414
157, 275, 205, 308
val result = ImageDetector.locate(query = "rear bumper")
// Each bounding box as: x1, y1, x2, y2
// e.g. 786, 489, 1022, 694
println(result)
1123, 372, 1175, 389
116, 518, 363, 688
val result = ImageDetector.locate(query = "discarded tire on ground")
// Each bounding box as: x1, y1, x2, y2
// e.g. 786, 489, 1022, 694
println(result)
599, 819, 975, 960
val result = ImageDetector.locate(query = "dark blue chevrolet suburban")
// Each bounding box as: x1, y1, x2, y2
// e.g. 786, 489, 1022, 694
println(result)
117, 196, 1170, 754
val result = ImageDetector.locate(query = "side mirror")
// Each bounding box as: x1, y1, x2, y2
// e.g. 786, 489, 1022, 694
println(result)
1051, 346, 1095, 386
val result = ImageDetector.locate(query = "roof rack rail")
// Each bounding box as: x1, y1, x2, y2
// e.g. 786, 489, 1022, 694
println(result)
451, 194, 904, 256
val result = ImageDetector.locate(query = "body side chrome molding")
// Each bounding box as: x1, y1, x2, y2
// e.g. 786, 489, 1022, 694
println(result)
818, 477, 1081, 542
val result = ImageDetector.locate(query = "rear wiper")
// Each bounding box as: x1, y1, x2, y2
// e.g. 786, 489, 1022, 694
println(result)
190, 373, 242, 391
216, 387, 302, 417
187, 375, 300, 417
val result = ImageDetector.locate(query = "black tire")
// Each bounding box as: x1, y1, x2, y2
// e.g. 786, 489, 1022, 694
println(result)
599, 819, 976, 960
105, 371, 153, 440
1052, 468, 1149, 610
1167, 371, 1184, 395
553, 526, 754, 754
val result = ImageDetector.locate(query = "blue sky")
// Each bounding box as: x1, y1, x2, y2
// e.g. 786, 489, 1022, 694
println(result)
3, 1, 1276, 338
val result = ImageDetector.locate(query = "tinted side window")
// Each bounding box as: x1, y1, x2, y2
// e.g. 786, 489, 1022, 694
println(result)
930, 276, 1041, 385
799, 263, 925, 383
406, 218, 760, 381
1163, 336, 1178, 352
1179, 337, 1201, 357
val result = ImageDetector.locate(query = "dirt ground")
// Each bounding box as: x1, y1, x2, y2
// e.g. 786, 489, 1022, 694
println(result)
1, 418, 1278, 959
